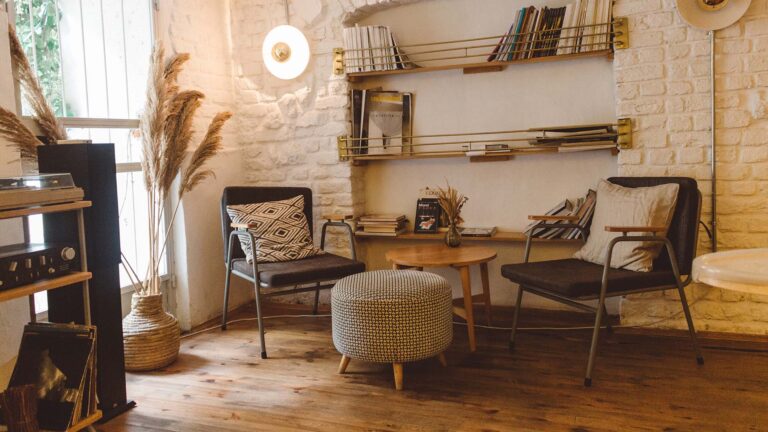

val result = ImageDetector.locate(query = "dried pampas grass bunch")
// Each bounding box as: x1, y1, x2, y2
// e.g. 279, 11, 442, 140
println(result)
8, 24, 66, 143
126, 42, 232, 297
436, 183, 468, 226
0, 107, 41, 162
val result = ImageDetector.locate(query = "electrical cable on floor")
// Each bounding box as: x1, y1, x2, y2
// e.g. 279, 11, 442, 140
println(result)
181, 287, 710, 340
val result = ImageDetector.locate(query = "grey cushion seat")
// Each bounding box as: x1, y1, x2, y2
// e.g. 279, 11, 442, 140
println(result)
232, 254, 365, 287
331, 270, 453, 364
501, 258, 678, 299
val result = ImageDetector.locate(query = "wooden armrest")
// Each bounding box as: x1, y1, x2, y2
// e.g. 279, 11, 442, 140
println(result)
605, 225, 666, 233
231, 222, 257, 229
323, 214, 354, 222
528, 214, 580, 222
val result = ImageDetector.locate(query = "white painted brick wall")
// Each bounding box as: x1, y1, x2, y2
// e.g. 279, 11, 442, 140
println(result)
224, 0, 768, 329
615, 0, 768, 334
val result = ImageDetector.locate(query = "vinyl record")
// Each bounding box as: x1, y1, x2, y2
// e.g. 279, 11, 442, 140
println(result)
675, 0, 752, 30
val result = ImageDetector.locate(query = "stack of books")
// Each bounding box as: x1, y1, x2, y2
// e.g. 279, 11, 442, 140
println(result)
525, 189, 596, 240
343, 25, 413, 72
487, 0, 613, 62
530, 124, 617, 152
357, 214, 408, 236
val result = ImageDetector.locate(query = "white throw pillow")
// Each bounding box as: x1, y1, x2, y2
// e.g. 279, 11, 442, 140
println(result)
573, 180, 679, 272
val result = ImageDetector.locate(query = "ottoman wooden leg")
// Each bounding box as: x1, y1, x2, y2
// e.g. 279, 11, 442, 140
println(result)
338, 355, 351, 374
437, 352, 448, 367
393, 363, 403, 390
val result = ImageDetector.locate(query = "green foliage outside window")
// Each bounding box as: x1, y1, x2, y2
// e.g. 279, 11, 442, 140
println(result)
14, 0, 72, 117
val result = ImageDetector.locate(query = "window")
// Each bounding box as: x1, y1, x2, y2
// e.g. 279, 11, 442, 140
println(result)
9, 0, 164, 311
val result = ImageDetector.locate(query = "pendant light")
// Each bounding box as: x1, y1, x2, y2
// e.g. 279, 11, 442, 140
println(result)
262, 0, 310, 80
674, 0, 752, 252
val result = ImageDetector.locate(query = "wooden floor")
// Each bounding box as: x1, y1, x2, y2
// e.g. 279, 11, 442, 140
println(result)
98, 304, 768, 432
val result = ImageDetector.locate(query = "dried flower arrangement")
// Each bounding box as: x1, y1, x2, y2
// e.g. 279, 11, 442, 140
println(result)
0, 25, 67, 163
120, 42, 232, 297
436, 183, 468, 226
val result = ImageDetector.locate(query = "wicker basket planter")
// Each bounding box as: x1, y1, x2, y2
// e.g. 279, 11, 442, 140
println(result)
122, 294, 180, 371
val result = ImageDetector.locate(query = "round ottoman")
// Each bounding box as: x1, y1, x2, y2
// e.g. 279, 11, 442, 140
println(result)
331, 270, 453, 390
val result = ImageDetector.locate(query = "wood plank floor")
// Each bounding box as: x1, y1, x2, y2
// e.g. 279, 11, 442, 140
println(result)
98, 304, 768, 432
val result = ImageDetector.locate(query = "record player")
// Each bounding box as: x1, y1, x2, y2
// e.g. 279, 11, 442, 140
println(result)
0, 173, 84, 210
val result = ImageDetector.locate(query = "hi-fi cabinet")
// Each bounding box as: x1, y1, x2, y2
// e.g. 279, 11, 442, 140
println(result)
38, 144, 136, 421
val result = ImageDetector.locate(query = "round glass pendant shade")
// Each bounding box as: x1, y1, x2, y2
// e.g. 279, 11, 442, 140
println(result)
676, 0, 751, 30
262, 25, 310, 80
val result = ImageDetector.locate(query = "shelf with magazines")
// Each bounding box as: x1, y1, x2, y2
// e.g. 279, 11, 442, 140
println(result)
355, 230, 582, 244
337, 119, 632, 164
334, 3, 628, 81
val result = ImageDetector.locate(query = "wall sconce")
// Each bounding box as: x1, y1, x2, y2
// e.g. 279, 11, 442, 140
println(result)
262, 1, 310, 80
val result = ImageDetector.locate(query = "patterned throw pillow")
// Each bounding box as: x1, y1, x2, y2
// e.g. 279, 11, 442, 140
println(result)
226, 195, 323, 263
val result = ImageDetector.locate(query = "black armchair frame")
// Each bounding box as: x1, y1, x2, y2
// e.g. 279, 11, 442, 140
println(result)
220, 187, 359, 359
507, 178, 704, 386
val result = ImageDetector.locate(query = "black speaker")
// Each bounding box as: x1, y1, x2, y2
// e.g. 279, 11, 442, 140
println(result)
38, 143, 135, 421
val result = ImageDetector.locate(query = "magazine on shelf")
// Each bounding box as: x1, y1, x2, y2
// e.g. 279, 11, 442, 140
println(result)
414, 197, 441, 233
487, 0, 612, 62
354, 90, 413, 156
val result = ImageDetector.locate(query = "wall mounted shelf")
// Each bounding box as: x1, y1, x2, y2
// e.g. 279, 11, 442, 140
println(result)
337, 18, 628, 81
356, 230, 581, 244
338, 119, 632, 163
346, 49, 613, 81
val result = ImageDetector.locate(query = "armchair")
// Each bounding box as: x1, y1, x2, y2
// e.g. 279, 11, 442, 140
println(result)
501, 177, 704, 386
220, 187, 365, 359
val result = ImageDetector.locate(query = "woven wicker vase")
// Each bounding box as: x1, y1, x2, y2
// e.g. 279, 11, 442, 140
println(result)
122, 294, 180, 371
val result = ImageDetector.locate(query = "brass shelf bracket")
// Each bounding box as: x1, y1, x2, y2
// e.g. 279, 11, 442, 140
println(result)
617, 118, 632, 149
333, 48, 345, 75
337, 136, 350, 161
613, 17, 629, 50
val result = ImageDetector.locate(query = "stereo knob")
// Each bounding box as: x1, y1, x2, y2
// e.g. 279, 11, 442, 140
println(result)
39, 255, 47, 266
8, 261, 17, 272
61, 247, 77, 261
24, 258, 32, 269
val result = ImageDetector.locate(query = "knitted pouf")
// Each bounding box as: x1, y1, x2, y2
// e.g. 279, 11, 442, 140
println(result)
331, 270, 453, 390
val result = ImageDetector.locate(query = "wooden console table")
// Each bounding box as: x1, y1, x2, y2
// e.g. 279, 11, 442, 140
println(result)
385, 245, 497, 352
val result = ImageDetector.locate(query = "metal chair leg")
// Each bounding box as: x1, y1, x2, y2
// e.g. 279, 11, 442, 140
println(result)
222, 232, 237, 331
602, 303, 613, 334
253, 278, 267, 359
678, 285, 704, 365
312, 283, 320, 315
509, 287, 524, 351
584, 295, 607, 387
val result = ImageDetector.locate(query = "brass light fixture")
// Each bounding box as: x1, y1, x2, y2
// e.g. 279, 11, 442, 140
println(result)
262, 1, 310, 80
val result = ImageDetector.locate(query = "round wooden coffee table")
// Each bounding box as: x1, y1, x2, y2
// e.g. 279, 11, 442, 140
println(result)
385, 244, 497, 352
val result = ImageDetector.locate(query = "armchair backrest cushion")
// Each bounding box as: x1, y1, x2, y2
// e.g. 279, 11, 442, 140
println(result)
574, 179, 680, 272
605, 177, 701, 275
221, 187, 314, 261
227, 195, 323, 263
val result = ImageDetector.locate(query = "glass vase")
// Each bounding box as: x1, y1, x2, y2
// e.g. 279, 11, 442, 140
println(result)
445, 223, 461, 248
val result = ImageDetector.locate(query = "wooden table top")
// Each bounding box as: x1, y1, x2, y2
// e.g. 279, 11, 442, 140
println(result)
385, 244, 497, 267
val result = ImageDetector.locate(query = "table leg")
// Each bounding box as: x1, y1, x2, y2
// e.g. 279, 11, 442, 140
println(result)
458, 266, 477, 352
480, 262, 492, 326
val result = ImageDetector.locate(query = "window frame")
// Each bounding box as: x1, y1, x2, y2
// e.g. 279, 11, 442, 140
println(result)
6, 0, 174, 299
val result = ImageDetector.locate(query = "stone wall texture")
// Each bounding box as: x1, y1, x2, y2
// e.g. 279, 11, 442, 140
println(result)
614, 0, 768, 334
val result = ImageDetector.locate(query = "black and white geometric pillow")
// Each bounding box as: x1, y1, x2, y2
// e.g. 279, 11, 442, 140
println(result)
226, 195, 323, 263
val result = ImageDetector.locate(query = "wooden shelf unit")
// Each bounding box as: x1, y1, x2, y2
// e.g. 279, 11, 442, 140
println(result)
0, 200, 92, 219
0, 271, 93, 303
346, 49, 613, 82
355, 230, 582, 244
0, 200, 101, 432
